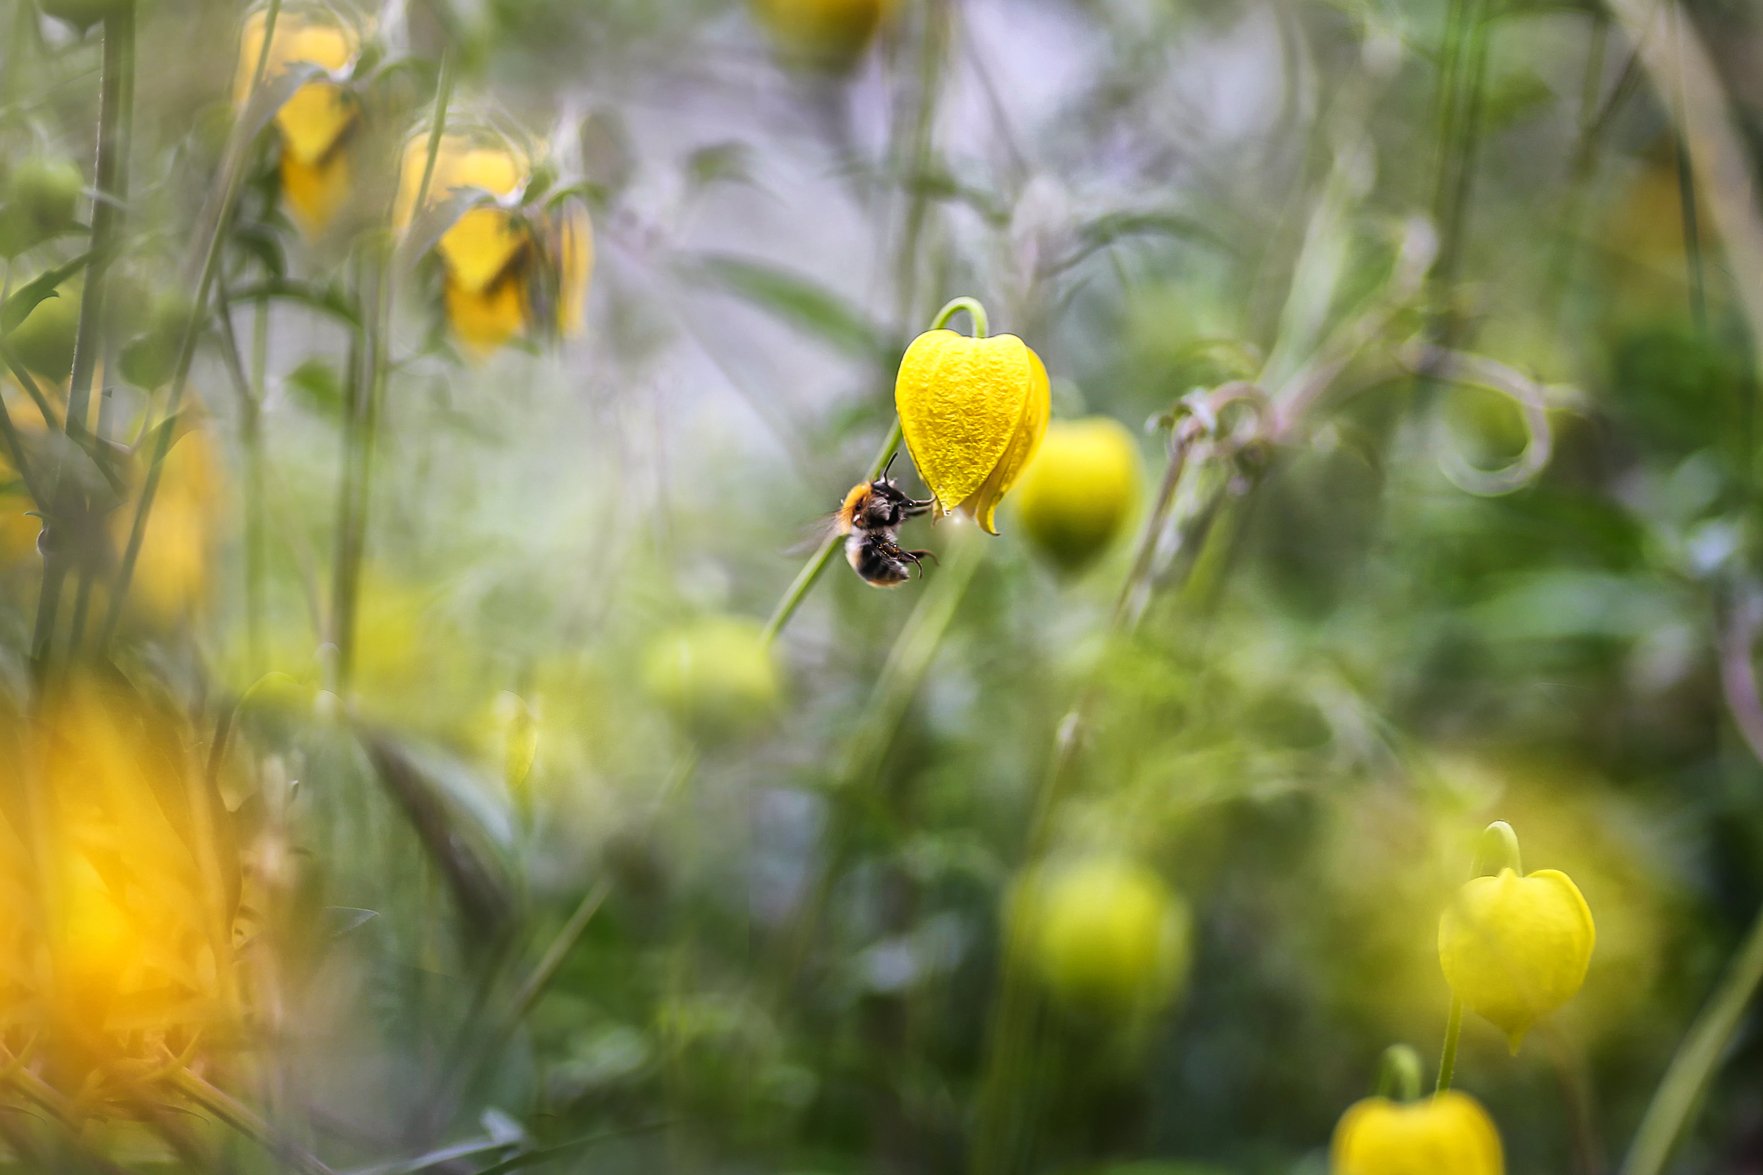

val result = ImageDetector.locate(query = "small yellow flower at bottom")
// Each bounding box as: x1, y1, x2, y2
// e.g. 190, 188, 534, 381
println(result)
894, 329, 1050, 535
1438, 867, 1595, 1052
1331, 1092, 1504, 1175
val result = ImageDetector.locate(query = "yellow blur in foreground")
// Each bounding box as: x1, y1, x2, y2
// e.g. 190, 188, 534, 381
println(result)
1012, 416, 1142, 572
895, 329, 1051, 535
1331, 1092, 1504, 1175
236, 6, 363, 236
1008, 855, 1190, 1016
395, 131, 595, 355
1439, 866, 1595, 1052
0, 680, 240, 1111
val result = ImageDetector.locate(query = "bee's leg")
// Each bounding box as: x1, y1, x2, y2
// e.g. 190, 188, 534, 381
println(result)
904, 498, 935, 517
902, 548, 938, 564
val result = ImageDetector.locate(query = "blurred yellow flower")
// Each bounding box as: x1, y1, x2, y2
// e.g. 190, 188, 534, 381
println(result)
235, 6, 362, 236
1331, 1091, 1503, 1175
395, 131, 595, 356
1438, 866, 1595, 1052
752, 0, 896, 69
1007, 855, 1190, 1016
1013, 416, 1142, 572
895, 329, 1050, 534
119, 426, 221, 624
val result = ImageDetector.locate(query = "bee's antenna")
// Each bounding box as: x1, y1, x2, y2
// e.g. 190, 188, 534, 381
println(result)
879, 451, 899, 483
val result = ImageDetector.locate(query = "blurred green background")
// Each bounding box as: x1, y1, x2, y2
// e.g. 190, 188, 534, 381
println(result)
3, 0, 1763, 1172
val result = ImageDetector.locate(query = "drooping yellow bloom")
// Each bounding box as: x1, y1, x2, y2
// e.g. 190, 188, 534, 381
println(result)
396, 132, 594, 356
1013, 416, 1143, 571
1439, 867, 1595, 1051
895, 329, 1050, 534
236, 6, 361, 236
752, 0, 897, 69
1331, 1092, 1504, 1175
1007, 856, 1190, 1015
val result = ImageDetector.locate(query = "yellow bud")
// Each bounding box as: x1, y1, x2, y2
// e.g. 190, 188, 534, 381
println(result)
1331, 1092, 1504, 1175
1008, 856, 1190, 1016
894, 329, 1050, 535
1438, 867, 1595, 1051
549, 202, 595, 338
752, 0, 896, 70
641, 617, 783, 741
1012, 416, 1142, 572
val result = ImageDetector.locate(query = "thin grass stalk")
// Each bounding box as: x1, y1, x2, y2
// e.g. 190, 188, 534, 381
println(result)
1668, 3, 1707, 334
96, 0, 284, 653
329, 55, 452, 692
31, 5, 133, 673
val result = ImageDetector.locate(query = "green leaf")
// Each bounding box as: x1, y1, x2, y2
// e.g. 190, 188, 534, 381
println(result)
285, 359, 347, 415
689, 253, 883, 360
0, 251, 94, 336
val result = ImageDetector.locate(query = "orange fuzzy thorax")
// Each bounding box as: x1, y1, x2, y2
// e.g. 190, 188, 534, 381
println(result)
836, 484, 870, 535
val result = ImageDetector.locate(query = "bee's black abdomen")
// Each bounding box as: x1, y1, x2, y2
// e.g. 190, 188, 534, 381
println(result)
847, 533, 912, 586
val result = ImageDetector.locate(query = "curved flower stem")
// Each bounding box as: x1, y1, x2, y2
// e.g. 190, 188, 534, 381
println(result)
1435, 997, 1463, 1094
1377, 1044, 1424, 1102
930, 295, 988, 337
762, 417, 904, 643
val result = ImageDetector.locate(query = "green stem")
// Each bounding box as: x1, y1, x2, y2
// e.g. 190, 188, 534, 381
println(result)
762, 417, 904, 643
1472, 819, 1523, 877
1377, 1044, 1424, 1102
96, 0, 283, 653
1620, 897, 1763, 1175
1436, 997, 1464, 1093
34, 4, 133, 672
330, 54, 452, 692
930, 295, 988, 337
1669, 3, 1707, 334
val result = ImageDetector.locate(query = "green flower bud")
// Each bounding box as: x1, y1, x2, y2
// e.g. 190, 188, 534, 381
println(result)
119, 293, 194, 390
641, 616, 783, 741
1008, 855, 1190, 1016
0, 156, 83, 257
5, 279, 81, 381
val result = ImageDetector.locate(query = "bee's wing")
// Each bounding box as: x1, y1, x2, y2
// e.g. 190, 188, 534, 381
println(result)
784, 511, 847, 556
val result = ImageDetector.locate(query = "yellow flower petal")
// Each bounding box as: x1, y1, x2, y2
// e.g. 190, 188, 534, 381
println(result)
278, 147, 351, 236
1331, 1092, 1504, 1175
236, 10, 358, 162
895, 330, 1050, 534
1438, 867, 1595, 1052
395, 134, 533, 292
553, 202, 595, 336
752, 0, 896, 68
445, 272, 528, 357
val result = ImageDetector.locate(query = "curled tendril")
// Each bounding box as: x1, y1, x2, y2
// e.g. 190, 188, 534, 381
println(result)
1405, 344, 1564, 497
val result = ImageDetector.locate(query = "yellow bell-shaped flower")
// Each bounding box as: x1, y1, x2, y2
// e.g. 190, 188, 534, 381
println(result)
236, 7, 361, 236
895, 329, 1050, 535
1438, 867, 1595, 1052
752, 0, 896, 69
395, 133, 530, 292
1007, 856, 1190, 1016
395, 132, 594, 356
1331, 1092, 1504, 1175
1012, 416, 1142, 572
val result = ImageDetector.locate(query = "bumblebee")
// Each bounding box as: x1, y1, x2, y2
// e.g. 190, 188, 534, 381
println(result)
835, 455, 936, 588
